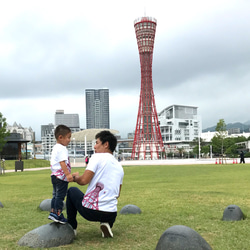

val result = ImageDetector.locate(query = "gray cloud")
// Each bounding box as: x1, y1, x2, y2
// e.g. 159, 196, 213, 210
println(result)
1, 0, 250, 139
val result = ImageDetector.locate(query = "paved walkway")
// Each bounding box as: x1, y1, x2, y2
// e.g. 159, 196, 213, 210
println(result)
121, 158, 245, 166
4, 158, 245, 173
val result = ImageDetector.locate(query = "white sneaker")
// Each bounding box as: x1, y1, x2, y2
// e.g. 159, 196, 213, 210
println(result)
100, 223, 113, 238
74, 229, 77, 236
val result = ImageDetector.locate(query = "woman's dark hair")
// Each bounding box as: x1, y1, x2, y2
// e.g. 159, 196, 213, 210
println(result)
95, 130, 117, 153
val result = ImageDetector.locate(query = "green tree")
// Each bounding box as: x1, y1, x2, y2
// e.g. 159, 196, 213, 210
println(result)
201, 145, 210, 157
190, 137, 206, 158
0, 113, 10, 153
190, 137, 206, 148
213, 119, 227, 163
225, 144, 238, 158
211, 136, 221, 154
216, 119, 227, 153
177, 147, 185, 158
212, 133, 247, 158
234, 136, 247, 144
192, 145, 199, 158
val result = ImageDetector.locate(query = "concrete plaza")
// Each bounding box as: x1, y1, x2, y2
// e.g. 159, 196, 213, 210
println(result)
4, 157, 246, 173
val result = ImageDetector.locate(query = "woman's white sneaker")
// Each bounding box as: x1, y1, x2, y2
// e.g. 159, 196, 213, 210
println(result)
100, 223, 113, 238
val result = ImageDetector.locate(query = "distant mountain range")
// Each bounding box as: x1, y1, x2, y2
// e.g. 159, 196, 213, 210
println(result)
202, 121, 250, 133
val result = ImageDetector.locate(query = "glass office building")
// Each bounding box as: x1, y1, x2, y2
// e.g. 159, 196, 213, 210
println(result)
85, 89, 110, 129
55, 110, 80, 128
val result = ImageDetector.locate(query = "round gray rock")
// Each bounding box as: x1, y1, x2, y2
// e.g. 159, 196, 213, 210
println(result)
39, 199, 66, 211
0, 201, 3, 208
18, 222, 74, 248
222, 204, 245, 221
156, 225, 212, 250
120, 204, 141, 214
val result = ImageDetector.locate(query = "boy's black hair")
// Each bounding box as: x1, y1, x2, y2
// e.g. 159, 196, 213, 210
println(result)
54, 125, 71, 139
95, 130, 117, 153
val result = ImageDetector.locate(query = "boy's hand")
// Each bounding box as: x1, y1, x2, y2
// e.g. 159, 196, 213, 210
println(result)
72, 172, 79, 177
66, 174, 73, 182
72, 172, 79, 182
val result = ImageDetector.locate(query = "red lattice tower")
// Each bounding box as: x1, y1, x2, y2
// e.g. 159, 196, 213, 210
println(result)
131, 16, 164, 160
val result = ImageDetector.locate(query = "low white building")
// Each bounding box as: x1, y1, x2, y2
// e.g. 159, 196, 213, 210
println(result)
201, 131, 250, 142
7, 122, 35, 142
201, 131, 218, 142
7, 122, 35, 158
236, 140, 250, 152
158, 105, 202, 153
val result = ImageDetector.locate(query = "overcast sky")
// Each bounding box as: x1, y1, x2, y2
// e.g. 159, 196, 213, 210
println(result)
1, 0, 250, 140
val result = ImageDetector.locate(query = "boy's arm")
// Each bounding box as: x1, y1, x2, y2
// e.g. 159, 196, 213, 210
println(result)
60, 161, 73, 182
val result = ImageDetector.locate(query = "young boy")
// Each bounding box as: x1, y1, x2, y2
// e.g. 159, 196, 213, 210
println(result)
48, 125, 73, 224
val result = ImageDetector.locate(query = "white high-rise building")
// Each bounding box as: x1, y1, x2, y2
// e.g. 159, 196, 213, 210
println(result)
85, 89, 110, 129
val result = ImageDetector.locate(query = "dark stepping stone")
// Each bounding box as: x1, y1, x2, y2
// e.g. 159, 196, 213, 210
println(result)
18, 222, 74, 248
39, 199, 66, 211
120, 204, 141, 214
222, 204, 245, 221
156, 225, 212, 250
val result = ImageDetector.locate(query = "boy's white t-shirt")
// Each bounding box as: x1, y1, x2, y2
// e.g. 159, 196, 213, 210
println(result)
82, 153, 124, 212
50, 143, 71, 181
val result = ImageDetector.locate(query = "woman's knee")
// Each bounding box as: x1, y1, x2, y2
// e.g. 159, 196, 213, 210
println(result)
67, 187, 84, 201
67, 186, 78, 196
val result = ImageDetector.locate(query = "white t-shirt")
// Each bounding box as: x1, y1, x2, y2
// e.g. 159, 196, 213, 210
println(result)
50, 143, 71, 182
82, 153, 124, 212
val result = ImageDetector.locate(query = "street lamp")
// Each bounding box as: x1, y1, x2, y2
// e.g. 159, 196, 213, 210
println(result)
198, 122, 201, 160
73, 138, 76, 165
198, 136, 201, 160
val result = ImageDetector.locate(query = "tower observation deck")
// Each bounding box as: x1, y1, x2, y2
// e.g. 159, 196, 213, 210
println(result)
131, 16, 164, 160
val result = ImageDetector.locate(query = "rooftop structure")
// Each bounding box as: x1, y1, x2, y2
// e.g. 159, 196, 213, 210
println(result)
55, 110, 79, 129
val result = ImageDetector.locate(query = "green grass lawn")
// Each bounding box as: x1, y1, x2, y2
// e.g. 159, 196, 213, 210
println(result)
2, 159, 50, 170
1, 164, 250, 249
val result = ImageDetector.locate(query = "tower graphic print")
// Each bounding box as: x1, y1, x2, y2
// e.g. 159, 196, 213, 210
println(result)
132, 17, 164, 160
82, 182, 104, 210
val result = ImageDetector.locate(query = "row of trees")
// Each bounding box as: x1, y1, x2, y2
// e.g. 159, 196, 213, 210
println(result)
0, 113, 9, 156
192, 119, 250, 158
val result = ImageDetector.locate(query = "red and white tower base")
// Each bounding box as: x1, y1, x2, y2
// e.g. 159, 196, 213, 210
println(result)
131, 17, 164, 160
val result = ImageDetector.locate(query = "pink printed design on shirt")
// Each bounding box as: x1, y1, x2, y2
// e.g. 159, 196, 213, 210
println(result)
82, 182, 104, 210
51, 157, 71, 181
